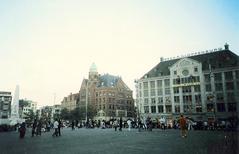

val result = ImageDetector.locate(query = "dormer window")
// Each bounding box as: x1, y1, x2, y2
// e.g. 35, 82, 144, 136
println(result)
194, 67, 198, 73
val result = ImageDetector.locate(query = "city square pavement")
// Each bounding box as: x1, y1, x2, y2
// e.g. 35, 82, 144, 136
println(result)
0, 128, 238, 154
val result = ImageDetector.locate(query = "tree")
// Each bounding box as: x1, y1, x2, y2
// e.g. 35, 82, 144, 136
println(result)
60, 108, 70, 120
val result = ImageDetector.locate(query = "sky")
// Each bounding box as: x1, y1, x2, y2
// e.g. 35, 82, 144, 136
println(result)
0, 0, 238, 108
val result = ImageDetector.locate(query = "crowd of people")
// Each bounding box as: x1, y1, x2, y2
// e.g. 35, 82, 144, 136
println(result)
17, 115, 238, 139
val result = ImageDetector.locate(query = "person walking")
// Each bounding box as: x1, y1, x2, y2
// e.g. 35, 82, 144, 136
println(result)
58, 119, 62, 136
113, 119, 118, 131
179, 114, 187, 138
36, 120, 42, 136
71, 120, 75, 130
127, 119, 131, 131
119, 117, 122, 131
52, 119, 59, 137
32, 119, 37, 137
19, 122, 26, 139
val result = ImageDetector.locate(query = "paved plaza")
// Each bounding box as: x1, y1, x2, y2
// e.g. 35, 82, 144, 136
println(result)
0, 128, 238, 154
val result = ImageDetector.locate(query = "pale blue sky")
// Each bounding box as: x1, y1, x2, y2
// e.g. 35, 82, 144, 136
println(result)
0, 0, 238, 107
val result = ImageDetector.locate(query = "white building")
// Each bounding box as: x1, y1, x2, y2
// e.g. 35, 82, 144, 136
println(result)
51, 104, 61, 120
136, 44, 239, 123
22, 100, 37, 118
0, 91, 12, 120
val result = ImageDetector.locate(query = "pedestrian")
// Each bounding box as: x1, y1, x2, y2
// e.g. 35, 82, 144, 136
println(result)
179, 114, 187, 138
52, 119, 59, 137
32, 119, 37, 137
58, 119, 62, 136
127, 119, 131, 131
36, 120, 42, 136
71, 120, 75, 130
119, 117, 122, 131
138, 118, 143, 132
19, 122, 26, 139
113, 119, 118, 131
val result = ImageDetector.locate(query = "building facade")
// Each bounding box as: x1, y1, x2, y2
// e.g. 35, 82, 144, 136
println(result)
21, 100, 37, 118
136, 44, 239, 124
0, 91, 12, 120
78, 63, 135, 121
61, 93, 80, 111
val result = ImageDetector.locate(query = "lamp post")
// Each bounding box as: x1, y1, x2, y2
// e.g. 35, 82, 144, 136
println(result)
85, 80, 88, 123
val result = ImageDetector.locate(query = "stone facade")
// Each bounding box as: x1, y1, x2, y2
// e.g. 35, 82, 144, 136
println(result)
78, 63, 135, 121
61, 93, 80, 111
136, 44, 239, 124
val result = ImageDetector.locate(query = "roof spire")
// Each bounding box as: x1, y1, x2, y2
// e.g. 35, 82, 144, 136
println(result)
89, 62, 97, 73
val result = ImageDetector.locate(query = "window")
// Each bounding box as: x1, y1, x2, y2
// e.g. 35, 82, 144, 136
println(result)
174, 71, 177, 75
165, 88, 170, 95
237, 81, 239, 90
143, 90, 148, 97
158, 105, 164, 113
144, 98, 148, 105
151, 98, 156, 105
150, 89, 156, 96
175, 105, 180, 113
206, 84, 211, 92
207, 104, 214, 112
182, 86, 191, 93
217, 103, 225, 112
165, 105, 172, 113
196, 107, 202, 112
157, 89, 163, 96
194, 85, 200, 92
183, 95, 192, 103
226, 82, 234, 90
164, 79, 170, 87
225, 71, 233, 80
215, 83, 223, 91
144, 106, 149, 113
150, 81, 155, 88
158, 97, 163, 104
143, 82, 148, 89
227, 92, 235, 103
228, 103, 237, 112
214, 73, 222, 81
157, 80, 162, 88
183, 105, 192, 113
216, 93, 224, 101
194, 67, 198, 73
173, 87, 179, 94
204, 74, 210, 82
174, 96, 180, 103
195, 94, 201, 103
151, 106, 156, 113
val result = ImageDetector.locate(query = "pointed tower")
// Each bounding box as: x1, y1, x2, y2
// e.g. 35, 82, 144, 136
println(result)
11, 85, 19, 119
89, 62, 99, 81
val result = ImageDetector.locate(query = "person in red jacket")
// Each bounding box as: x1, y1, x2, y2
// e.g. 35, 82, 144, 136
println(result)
179, 114, 187, 138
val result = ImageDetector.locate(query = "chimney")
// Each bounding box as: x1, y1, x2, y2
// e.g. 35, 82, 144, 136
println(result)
160, 57, 164, 62
224, 43, 229, 50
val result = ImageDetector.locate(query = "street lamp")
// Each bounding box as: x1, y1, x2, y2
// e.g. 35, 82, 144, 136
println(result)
85, 80, 88, 123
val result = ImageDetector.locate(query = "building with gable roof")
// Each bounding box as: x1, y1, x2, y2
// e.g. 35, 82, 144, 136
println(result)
135, 44, 239, 124
78, 63, 135, 121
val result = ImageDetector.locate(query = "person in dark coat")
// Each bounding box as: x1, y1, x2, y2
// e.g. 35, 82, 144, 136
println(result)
36, 120, 42, 136
71, 120, 75, 130
32, 119, 37, 137
58, 119, 61, 136
119, 117, 122, 131
19, 122, 26, 139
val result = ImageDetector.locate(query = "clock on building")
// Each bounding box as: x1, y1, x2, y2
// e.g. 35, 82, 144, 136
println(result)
182, 69, 189, 76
